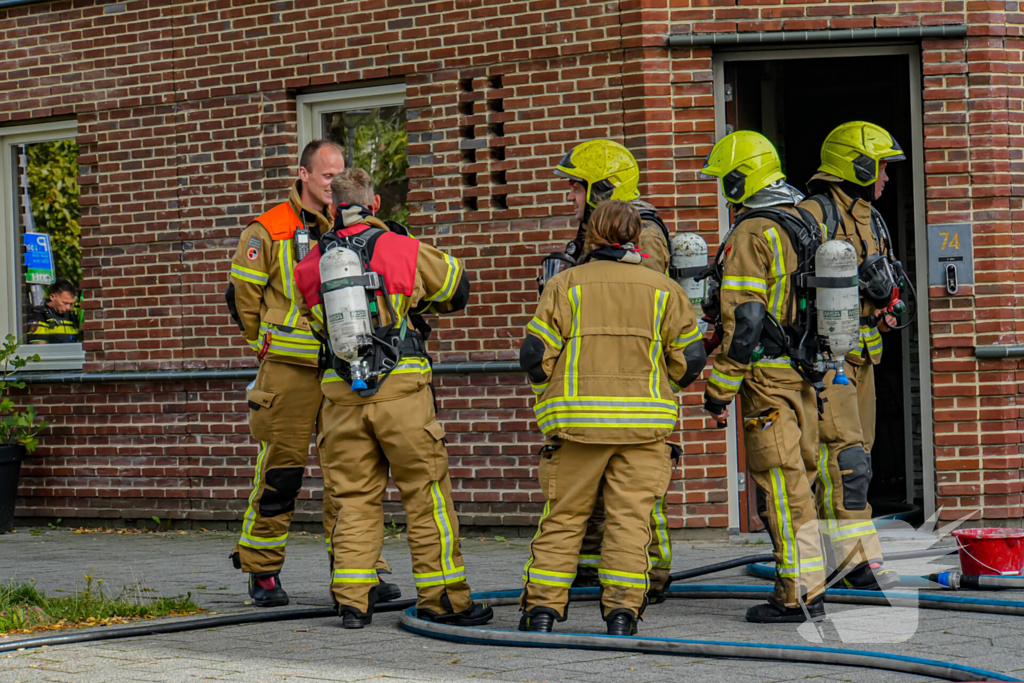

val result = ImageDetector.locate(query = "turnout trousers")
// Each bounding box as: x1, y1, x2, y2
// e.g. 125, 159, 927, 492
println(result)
741, 364, 827, 608
235, 360, 390, 576
577, 484, 674, 592
320, 386, 472, 614
522, 439, 672, 619
817, 360, 882, 572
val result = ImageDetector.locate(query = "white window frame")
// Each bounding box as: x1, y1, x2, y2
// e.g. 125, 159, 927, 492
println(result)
0, 119, 84, 371
296, 83, 407, 150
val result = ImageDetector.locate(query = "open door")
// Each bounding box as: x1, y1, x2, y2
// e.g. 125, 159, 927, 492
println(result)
722, 50, 925, 531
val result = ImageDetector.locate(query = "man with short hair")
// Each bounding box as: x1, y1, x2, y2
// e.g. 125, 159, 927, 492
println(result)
26, 277, 80, 344
227, 141, 398, 607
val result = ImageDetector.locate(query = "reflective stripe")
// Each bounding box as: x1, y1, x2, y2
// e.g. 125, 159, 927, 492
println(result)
530, 381, 549, 396
709, 368, 743, 390
578, 554, 601, 567
817, 444, 837, 523
755, 357, 792, 369
332, 569, 379, 584
425, 253, 462, 302
414, 567, 467, 587
310, 304, 325, 329
231, 263, 269, 285
721, 276, 767, 293
800, 555, 826, 573
278, 241, 303, 328
527, 317, 563, 350
238, 441, 291, 550
861, 326, 883, 354
769, 467, 797, 576
534, 396, 678, 433
598, 568, 649, 589
764, 227, 787, 320
670, 325, 702, 349
523, 501, 552, 578
648, 289, 669, 398
322, 369, 344, 384
825, 520, 878, 542
651, 497, 671, 572
430, 482, 456, 573
390, 293, 406, 328
564, 286, 582, 398
521, 567, 575, 587
391, 357, 431, 375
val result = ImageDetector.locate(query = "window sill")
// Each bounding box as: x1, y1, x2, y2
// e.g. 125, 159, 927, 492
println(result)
14, 342, 85, 372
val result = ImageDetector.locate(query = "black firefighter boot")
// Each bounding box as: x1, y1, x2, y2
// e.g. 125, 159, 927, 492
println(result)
604, 609, 638, 636
248, 571, 289, 608
517, 606, 561, 633
840, 562, 900, 591
338, 585, 379, 629
375, 571, 403, 603
746, 595, 825, 624
417, 593, 494, 626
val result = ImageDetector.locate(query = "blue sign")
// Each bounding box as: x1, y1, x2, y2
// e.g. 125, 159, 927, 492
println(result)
23, 232, 55, 285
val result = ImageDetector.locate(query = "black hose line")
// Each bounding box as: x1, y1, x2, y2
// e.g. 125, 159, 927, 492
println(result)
0, 600, 414, 654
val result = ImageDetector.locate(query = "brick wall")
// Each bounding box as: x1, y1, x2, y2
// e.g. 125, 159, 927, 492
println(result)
3, 0, 1021, 530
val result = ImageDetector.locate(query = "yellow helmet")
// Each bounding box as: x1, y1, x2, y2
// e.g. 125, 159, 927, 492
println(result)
702, 131, 785, 204
818, 121, 905, 186
554, 139, 640, 208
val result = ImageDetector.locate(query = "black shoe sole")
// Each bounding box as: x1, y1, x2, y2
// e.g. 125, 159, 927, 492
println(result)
341, 615, 371, 629
376, 583, 402, 603
421, 606, 494, 627
251, 595, 290, 608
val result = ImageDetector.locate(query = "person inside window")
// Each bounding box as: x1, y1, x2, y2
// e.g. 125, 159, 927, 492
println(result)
26, 278, 80, 344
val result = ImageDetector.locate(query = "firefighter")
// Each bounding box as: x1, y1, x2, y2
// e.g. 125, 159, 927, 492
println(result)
551, 140, 677, 598
293, 168, 491, 629
701, 131, 828, 623
518, 200, 706, 635
227, 141, 399, 607
26, 278, 80, 344
800, 121, 906, 590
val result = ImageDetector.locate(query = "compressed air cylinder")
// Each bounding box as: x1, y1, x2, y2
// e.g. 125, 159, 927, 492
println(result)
670, 232, 708, 307
815, 239, 860, 360
320, 244, 374, 364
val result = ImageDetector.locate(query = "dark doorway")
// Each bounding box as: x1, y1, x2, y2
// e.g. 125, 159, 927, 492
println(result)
724, 53, 922, 531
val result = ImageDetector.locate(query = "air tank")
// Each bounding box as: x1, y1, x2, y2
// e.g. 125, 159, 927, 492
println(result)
815, 239, 860, 385
320, 244, 373, 365
670, 232, 708, 307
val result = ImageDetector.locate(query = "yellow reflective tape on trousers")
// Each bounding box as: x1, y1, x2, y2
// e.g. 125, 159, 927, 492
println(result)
564, 285, 582, 398
770, 467, 798, 577
429, 482, 456, 573
332, 569, 379, 584
827, 520, 877, 541
651, 498, 672, 569
231, 263, 269, 286
523, 501, 552, 576
709, 368, 743, 390
578, 554, 600, 567
527, 317, 562, 350
817, 444, 838, 523
414, 567, 467, 587
521, 567, 575, 587
238, 441, 289, 550
763, 227, 787, 321
648, 289, 669, 398
598, 568, 649, 589
722, 276, 767, 293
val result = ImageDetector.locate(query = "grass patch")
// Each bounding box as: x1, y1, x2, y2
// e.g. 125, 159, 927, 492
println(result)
0, 577, 201, 636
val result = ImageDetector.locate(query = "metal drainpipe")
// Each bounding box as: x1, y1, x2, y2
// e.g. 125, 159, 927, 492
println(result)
11, 362, 525, 385
666, 25, 967, 48
974, 346, 1024, 360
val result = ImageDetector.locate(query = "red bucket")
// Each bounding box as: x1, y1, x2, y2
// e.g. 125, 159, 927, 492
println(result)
952, 528, 1024, 576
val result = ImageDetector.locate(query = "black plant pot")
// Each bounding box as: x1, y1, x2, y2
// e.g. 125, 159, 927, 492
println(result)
0, 444, 26, 534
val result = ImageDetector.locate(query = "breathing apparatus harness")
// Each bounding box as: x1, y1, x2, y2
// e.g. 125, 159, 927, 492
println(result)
704, 206, 845, 409
539, 206, 672, 294
805, 193, 917, 332
316, 211, 427, 398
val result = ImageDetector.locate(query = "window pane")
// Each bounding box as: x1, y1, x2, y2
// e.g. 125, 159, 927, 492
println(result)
12, 140, 82, 345
320, 105, 409, 223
